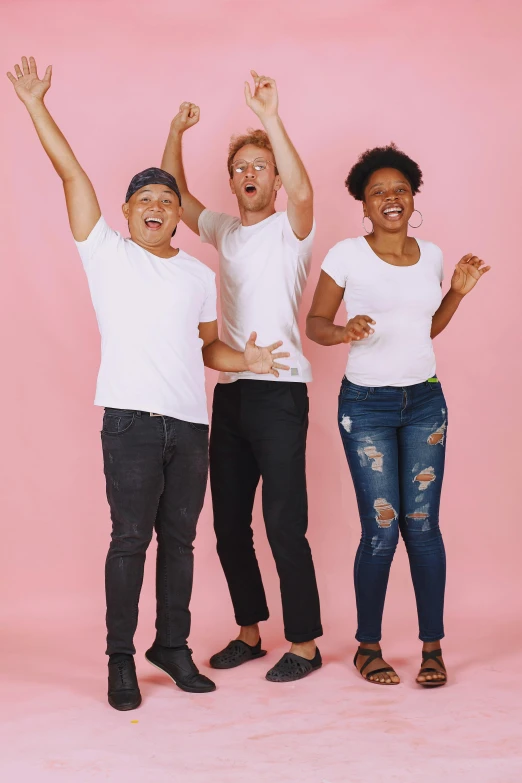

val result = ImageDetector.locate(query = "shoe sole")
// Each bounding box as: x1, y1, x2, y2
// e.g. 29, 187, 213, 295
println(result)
210, 650, 267, 670
265, 662, 322, 683
108, 696, 142, 711
145, 654, 216, 693
418, 679, 447, 688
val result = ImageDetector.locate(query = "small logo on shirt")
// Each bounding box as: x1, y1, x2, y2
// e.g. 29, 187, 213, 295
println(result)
291, 368, 299, 376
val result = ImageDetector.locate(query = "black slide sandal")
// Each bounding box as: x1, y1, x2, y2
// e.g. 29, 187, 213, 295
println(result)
209, 639, 267, 669
265, 648, 322, 682
353, 646, 399, 685
417, 648, 447, 688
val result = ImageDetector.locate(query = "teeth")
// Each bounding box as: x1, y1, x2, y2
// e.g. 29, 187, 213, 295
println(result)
384, 208, 402, 214
146, 218, 162, 224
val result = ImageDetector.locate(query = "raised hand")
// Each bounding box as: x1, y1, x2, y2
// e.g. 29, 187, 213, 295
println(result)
170, 102, 200, 136
244, 332, 290, 377
341, 315, 375, 344
244, 70, 278, 120
450, 254, 491, 296
7, 56, 52, 105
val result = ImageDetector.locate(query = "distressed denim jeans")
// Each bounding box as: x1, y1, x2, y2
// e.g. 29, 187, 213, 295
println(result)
338, 377, 447, 643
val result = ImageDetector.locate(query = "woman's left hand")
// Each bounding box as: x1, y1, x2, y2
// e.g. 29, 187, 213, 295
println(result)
450, 254, 491, 296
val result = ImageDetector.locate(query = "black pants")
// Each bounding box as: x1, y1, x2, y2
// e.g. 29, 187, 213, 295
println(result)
102, 409, 209, 656
209, 381, 322, 643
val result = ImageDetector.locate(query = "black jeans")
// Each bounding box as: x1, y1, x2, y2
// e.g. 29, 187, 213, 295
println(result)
209, 381, 322, 643
102, 409, 209, 656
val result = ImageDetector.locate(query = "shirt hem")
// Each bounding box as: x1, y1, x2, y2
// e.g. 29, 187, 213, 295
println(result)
218, 372, 312, 384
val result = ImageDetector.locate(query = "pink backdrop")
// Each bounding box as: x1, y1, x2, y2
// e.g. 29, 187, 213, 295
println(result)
1, 2, 521, 780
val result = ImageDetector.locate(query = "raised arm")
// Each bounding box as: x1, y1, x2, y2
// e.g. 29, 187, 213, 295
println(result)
161, 103, 206, 235
244, 70, 313, 240
7, 57, 100, 241
431, 253, 490, 338
306, 271, 375, 345
198, 321, 289, 377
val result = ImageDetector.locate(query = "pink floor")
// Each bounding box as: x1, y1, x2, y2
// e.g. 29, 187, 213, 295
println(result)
2, 608, 521, 783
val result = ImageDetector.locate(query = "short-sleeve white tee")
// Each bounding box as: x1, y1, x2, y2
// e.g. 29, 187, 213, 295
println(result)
322, 236, 444, 387
198, 209, 314, 384
75, 216, 217, 423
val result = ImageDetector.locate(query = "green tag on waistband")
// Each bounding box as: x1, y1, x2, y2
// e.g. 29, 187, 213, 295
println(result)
427, 377, 439, 383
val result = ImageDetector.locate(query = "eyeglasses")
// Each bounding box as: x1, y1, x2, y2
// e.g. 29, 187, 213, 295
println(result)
230, 157, 276, 175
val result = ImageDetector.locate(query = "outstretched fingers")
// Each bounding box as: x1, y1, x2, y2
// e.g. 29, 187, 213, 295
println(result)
264, 339, 285, 353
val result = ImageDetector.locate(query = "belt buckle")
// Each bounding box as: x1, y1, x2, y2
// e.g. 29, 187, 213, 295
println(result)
150, 412, 161, 417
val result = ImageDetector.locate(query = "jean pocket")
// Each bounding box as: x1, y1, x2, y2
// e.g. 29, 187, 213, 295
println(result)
188, 422, 210, 432
102, 412, 136, 435
340, 384, 368, 402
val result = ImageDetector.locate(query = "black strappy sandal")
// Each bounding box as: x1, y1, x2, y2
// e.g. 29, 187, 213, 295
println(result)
265, 648, 322, 682
417, 648, 447, 688
353, 646, 399, 685
209, 639, 267, 669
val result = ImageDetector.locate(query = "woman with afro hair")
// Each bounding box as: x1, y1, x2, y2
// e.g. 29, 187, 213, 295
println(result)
306, 143, 490, 687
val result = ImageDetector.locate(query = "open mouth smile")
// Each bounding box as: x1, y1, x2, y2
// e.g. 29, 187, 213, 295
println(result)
382, 206, 403, 221
144, 217, 163, 231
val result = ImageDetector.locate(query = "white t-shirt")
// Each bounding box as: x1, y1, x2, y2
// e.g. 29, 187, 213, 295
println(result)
75, 216, 217, 423
322, 236, 443, 387
198, 209, 314, 384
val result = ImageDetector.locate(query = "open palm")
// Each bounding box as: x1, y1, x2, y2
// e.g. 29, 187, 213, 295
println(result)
244, 332, 289, 377
7, 56, 52, 104
451, 253, 491, 296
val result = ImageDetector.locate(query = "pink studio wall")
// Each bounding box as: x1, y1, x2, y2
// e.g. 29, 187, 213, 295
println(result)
1, 0, 520, 648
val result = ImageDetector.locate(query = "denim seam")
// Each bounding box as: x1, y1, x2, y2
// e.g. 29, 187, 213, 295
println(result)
161, 416, 168, 461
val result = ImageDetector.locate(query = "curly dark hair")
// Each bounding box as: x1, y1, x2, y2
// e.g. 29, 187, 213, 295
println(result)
345, 143, 423, 201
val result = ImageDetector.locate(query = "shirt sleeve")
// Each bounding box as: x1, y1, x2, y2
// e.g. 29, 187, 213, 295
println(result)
74, 216, 119, 271
198, 209, 239, 249
282, 212, 316, 257
199, 270, 218, 323
321, 242, 348, 289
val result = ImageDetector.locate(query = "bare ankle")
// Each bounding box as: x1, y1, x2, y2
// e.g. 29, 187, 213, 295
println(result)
422, 640, 442, 651
237, 625, 260, 646
290, 640, 317, 660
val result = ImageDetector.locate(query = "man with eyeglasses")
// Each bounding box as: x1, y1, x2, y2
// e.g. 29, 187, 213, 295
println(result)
161, 70, 323, 682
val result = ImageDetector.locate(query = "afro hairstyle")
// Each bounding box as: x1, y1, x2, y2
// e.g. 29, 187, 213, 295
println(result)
345, 143, 423, 201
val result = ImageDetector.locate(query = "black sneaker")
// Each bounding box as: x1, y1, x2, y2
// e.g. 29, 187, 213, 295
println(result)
145, 644, 216, 693
107, 655, 142, 711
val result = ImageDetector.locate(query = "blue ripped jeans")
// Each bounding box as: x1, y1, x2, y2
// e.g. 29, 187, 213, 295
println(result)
338, 377, 447, 643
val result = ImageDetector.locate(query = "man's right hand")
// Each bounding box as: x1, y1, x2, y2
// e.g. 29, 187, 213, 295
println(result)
7, 56, 52, 105
341, 315, 376, 343
170, 102, 200, 136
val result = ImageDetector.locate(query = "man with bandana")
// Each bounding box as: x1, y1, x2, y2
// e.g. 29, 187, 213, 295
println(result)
162, 71, 323, 683
7, 57, 288, 710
